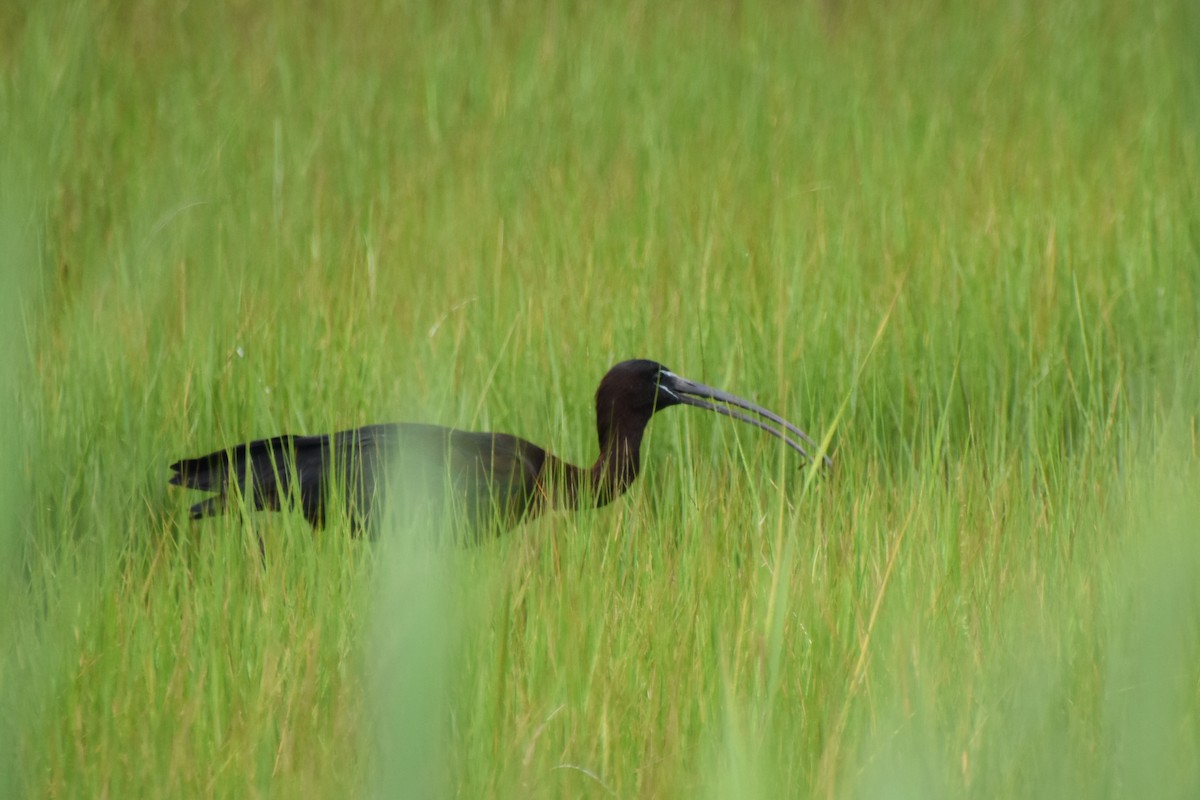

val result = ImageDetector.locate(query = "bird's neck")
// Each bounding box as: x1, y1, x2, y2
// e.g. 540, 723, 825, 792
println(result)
584, 415, 650, 507
542, 413, 652, 512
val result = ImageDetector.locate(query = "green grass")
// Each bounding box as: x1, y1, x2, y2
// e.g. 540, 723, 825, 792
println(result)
3, 0, 1199, 796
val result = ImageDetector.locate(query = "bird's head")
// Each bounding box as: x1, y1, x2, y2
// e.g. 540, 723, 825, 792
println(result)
594, 359, 831, 466
594, 359, 679, 418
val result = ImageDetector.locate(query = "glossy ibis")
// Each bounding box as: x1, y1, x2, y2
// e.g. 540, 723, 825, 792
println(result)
169, 359, 828, 537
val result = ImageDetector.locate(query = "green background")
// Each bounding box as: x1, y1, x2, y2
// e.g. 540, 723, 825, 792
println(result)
3, 1, 1198, 796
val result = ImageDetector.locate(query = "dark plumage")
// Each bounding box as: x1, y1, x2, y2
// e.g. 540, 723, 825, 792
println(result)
169, 359, 828, 537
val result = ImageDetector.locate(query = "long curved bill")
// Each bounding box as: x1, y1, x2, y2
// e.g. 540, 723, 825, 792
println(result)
659, 371, 833, 467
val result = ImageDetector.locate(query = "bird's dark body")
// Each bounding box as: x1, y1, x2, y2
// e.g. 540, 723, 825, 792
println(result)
170, 422, 556, 537
169, 359, 827, 538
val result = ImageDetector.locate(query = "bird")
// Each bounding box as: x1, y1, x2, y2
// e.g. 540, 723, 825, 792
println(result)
169, 359, 829, 538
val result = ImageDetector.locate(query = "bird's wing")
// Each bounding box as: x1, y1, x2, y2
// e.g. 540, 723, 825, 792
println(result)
171, 422, 549, 535
328, 424, 546, 533
443, 429, 547, 528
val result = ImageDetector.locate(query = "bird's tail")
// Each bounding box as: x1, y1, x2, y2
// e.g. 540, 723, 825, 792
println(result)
169, 435, 327, 524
